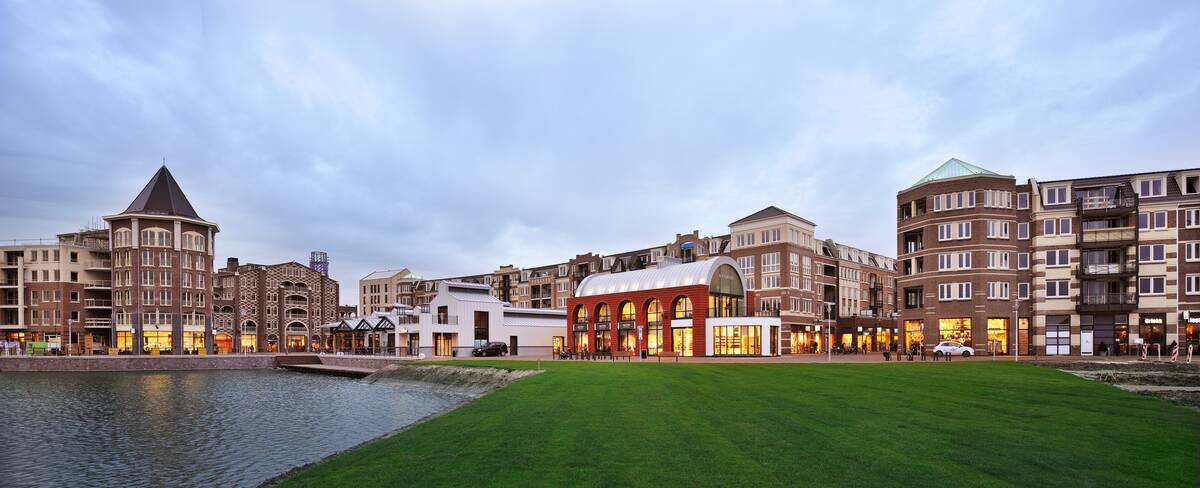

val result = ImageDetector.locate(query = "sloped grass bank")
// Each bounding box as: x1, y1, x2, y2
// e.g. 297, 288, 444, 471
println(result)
279, 361, 1198, 487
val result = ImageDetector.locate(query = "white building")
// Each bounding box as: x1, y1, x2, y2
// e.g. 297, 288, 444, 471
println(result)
321, 281, 566, 357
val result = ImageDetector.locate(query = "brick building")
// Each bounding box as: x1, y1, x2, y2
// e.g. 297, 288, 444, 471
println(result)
212, 257, 340, 353
104, 166, 218, 354
567, 256, 781, 357
897, 158, 1200, 356
0, 229, 114, 353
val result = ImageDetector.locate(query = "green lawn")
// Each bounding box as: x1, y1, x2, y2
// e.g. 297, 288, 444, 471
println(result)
280, 361, 1199, 487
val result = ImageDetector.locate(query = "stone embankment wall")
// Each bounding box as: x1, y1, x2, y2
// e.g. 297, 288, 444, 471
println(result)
0, 355, 280, 372
363, 364, 542, 398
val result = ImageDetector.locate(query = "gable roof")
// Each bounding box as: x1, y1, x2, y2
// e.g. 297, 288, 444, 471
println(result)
121, 166, 204, 220
729, 206, 816, 227
909, 158, 1001, 189
362, 268, 418, 281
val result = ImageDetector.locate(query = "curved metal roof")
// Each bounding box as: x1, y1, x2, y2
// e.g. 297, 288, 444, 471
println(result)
575, 256, 742, 297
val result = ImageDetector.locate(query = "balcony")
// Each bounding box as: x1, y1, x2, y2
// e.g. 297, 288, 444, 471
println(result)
1078, 227, 1137, 249
283, 312, 308, 321
84, 318, 113, 328
435, 314, 458, 325
1075, 261, 1138, 279
84, 260, 112, 270
1077, 292, 1138, 313
84, 299, 112, 308
1076, 191, 1137, 218
283, 299, 309, 308
84, 280, 112, 289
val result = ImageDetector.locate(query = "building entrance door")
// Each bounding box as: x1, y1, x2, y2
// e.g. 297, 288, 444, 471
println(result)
552, 336, 564, 356
509, 335, 518, 356
1046, 325, 1070, 355
770, 326, 779, 356
1081, 328, 1094, 356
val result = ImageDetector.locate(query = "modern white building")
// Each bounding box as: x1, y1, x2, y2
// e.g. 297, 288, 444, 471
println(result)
321, 281, 566, 357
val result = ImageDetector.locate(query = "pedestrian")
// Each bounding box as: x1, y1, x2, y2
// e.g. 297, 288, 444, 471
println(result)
919, 344, 926, 361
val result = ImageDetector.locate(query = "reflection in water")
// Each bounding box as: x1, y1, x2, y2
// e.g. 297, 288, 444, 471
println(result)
0, 369, 462, 488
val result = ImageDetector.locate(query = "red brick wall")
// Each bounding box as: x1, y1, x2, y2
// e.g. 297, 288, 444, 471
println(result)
566, 284, 710, 354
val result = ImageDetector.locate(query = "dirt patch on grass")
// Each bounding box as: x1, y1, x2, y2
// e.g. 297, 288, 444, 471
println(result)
362, 364, 543, 398
1040, 361, 1200, 410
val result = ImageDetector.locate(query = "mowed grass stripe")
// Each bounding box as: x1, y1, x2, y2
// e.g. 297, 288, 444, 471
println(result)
279, 362, 1198, 488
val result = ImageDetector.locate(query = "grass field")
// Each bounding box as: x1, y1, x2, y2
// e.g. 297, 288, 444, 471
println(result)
279, 361, 1198, 487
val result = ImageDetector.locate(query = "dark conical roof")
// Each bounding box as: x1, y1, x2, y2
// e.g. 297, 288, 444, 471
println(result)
121, 166, 204, 220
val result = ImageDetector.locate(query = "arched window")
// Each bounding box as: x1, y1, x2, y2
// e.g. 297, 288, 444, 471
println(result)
596, 303, 610, 322
139, 228, 172, 248
113, 229, 132, 248
645, 299, 662, 325
183, 232, 206, 252
673, 296, 692, 319
619, 301, 635, 321
573, 305, 588, 324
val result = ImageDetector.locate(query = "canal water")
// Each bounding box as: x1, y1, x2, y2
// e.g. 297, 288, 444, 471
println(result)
0, 369, 464, 487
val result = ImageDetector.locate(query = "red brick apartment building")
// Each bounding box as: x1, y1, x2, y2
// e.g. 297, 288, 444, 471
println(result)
898, 158, 1200, 356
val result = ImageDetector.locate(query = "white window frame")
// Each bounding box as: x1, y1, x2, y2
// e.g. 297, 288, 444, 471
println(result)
1186, 274, 1200, 295
1185, 209, 1200, 229
1046, 280, 1069, 298
1017, 252, 1029, 270
1016, 192, 1029, 210
1137, 177, 1166, 198
1046, 249, 1070, 268
1138, 244, 1165, 263
1017, 282, 1030, 299
1185, 242, 1200, 262
1017, 222, 1029, 240
1138, 276, 1165, 295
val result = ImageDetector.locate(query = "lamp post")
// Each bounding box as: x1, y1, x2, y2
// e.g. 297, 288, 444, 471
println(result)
825, 302, 834, 362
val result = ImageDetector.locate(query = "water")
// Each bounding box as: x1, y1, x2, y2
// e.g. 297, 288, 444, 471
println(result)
0, 369, 463, 487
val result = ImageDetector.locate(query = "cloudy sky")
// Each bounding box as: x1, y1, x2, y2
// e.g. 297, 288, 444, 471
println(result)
1, 1, 1197, 304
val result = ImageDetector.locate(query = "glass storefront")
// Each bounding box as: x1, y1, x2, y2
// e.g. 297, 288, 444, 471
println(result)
241, 334, 257, 353
1187, 322, 1199, 347
116, 331, 132, 353
214, 334, 233, 354
1139, 314, 1166, 349
572, 331, 588, 353
183, 332, 204, 354
707, 265, 745, 318
143, 331, 172, 353
287, 335, 306, 352
938, 318, 971, 345
904, 320, 924, 350
266, 335, 278, 353
875, 328, 894, 352
433, 332, 454, 356
1018, 318, 1030, 355
713, 325, 761, 356
594, 330, 611, 353
672, 327, 693, 356
647, 325, 662, 355
986, 318, 1009, 354
617, 329, 637, 352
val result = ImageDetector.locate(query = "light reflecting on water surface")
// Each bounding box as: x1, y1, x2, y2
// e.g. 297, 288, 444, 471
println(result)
0, 369, 461, 487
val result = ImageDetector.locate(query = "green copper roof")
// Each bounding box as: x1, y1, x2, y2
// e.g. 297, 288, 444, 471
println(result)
910, 158, 999, 188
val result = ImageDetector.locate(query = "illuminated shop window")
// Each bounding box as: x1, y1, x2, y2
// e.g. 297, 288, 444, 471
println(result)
712, 325, 761, 356
938, 318, 971, 345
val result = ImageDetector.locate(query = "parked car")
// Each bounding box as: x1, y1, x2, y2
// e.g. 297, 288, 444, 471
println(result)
472, 342, 509, 357
933, 341, 974, 357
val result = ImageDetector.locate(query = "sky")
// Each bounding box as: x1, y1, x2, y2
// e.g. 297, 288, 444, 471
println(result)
1, 0, 1198, 305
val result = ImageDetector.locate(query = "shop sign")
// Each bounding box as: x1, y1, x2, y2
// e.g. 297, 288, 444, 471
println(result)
618, 321, 635, 330
1183, 312, 1200, 324
595, 323, 611, 331
1140, 314, 1165, 326
572, 324, 587, 331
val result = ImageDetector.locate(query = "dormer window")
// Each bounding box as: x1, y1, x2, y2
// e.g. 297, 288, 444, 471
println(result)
1044, 186, 1069, 205
1137, 178, 1165, 198
1185, 175, 1200, 195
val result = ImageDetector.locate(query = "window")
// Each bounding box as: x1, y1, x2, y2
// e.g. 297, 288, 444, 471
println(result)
673, 297, 692, 319
712, 326, 761, 356
938, 223, 952, 241
1046, 280, 1069, 298
1186, 274, 1200, 295
1045, 186, 1068, 205
1186, 176, 1200, 195
789, 253, 799, 273
987, 251, 1009, 269
987, 282, 1009, 300
958, 252, 972, 269
1185, 242, 1200, 262
1058, 218, 1072, 235
1137, 178, 1165, 198
1017, 282, 1030, 299
1139, 211, 1168, 230
1046, 249, 1069, 268
957, 222, 971, 239
1016, 192, 1029, 209
1017, 253, 1029, 270
1185, 209, 1200, 228
1138, 244, 1165, 262
1043, 219, 1057, 236
987, 220, 1009, 239
1017, 223, 1029, 240
737, 256, 755, 275
937, 282, 971, 301
1138, 276, 1165, 295
938, 253, 952, 271
761, 252, 780, 273
938, 318, 971, 345
761, 274, 780, 288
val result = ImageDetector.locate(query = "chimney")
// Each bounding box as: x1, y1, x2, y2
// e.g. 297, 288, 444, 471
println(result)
227, 257, 239, 270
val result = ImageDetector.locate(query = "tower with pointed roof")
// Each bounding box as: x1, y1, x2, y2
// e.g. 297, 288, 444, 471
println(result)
104, 166, 219, 355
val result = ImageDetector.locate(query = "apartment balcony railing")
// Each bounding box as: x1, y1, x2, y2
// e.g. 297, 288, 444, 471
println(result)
283, 313, 308, 321
1075, 261, 1138, 278
84, 280, 112, 288
84, 299, 112, 308
1078, 227, 1137, 249
754, 309, 781, 317
435, 315, 458, 325
84, 318, 113, 327
0, 298, 19, 306
1076, 192, 1137, 217
84, 260, 112, 269
1077, 292, 1138, 313
283, 299, 309, 308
